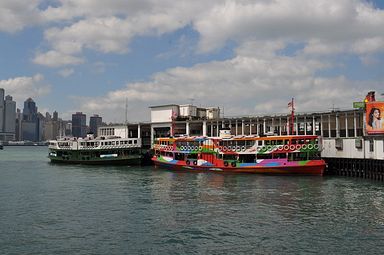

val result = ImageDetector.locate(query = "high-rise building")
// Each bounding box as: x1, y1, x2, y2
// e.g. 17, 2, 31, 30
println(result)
53, 111, 58, 121
4, 95, 16, 133
23, 98, 38, 121
21, 98, 40, 141
43, 111, 61, 140
89, 114, 102, 136
72, 112, 87, 138
0, 88, 4, 132
0, 89, 16, 142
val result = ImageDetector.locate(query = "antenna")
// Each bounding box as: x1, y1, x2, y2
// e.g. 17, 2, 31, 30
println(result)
188, 98, 194, 105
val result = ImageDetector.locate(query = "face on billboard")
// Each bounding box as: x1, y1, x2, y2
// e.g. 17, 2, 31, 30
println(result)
366, 102, 384, 134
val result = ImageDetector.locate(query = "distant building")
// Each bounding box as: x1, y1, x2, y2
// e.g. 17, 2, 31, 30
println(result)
89, 114, 102, 136
4, 95, 16, 133
0, 88, 4, 132
0, 89, 17, 142
53, 111, 58, 121
21, 98, 40, 141
72, 112, 87, 138
43, 111, 61, 140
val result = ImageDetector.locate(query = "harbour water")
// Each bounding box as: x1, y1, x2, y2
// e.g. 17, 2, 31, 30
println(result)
1, 147, 384, 254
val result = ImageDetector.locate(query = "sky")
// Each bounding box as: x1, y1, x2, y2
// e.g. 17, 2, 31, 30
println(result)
1, 0, 384, 123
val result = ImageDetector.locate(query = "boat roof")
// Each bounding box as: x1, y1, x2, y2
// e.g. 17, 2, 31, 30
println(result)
156, 134, 320, 142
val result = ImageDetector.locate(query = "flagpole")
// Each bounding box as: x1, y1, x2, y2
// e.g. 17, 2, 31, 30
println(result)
291, 98, 294, 135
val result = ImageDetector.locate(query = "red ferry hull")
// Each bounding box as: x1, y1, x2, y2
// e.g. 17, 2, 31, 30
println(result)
152, 158, 325, 176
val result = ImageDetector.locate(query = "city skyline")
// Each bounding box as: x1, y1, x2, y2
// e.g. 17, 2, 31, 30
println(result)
1, 1, 384, 123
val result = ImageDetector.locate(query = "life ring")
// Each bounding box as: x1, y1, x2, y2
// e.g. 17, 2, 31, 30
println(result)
290, 145, 295, 150
296, 144, 301, 150
224, 161, 229, 167
241, 146, 246, 151
231, 162, 236, 167
307, 144, 313, 150
278, 145, 283, 151
194, 146, 198, 151
257, 147, 261, 152
180, 146, 185, 151
222, 146, 227, 151
314, 144, 319, 150
187, 146, 191, 150
302, 144, 307, 150
284, 145, 289, 150
193, 160, 197, 165
199, 146, 203, 151
267, 145, 272, 151
186, 160, 190, 165
236, 146, 241, 152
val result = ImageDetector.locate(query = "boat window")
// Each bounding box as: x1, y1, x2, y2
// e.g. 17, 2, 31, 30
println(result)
237, 140, 245, 146
273, 153, 286, 159
238, 154, 256, 163
288, 152, 308, 161
134, 140, 137, 144
174, 153, 184, 160
265, 140, 270, 145
129, 140, 132, 144
258, 140, 263, 146
256, 154, 272, 159
276, 140, 284, 145
223, 154, 237, 160
187, 154, 198, 159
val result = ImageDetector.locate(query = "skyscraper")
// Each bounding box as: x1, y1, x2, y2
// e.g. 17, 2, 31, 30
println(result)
21, 98, 39, 141
0, 89, 16, 142
4, 95, 16, 133
0, 88, 4, 132
72, 112, 87, 138
89, 114, 102, 136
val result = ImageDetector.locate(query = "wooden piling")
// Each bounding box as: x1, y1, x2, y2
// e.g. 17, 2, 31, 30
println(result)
324, 157, 384, 181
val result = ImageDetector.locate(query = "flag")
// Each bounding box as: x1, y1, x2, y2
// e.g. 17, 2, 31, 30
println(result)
288, 102, 292, 108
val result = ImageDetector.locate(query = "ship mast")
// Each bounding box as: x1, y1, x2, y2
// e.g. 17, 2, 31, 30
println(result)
288, 98, 295, 135
171, 109, 176, 137
125, 97, 128, 124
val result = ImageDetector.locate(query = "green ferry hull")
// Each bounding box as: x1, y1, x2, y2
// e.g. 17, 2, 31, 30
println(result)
48, 149, 143, 165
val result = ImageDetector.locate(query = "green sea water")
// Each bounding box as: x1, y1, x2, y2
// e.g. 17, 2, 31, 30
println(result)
0, 146, 383, 254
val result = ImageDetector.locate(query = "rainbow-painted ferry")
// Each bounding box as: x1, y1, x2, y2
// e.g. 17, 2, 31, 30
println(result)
152, 130, 326, 175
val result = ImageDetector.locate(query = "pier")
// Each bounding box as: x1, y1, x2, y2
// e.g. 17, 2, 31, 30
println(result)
98, 98, 384, 181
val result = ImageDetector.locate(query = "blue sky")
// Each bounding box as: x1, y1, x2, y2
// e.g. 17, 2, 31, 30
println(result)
1, 0, 384, 123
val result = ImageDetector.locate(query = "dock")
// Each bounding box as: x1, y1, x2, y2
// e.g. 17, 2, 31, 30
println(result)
97, 93, 384, 181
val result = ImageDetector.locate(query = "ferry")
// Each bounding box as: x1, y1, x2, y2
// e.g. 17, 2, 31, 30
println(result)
48, 134, 142, 165
152, 130, 326, 175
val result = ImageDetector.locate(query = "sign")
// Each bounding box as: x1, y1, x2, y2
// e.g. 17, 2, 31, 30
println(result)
366, 102, 384, 135
353, 102, 365, 109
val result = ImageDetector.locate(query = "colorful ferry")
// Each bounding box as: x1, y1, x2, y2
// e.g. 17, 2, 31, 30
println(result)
48, 134, 142, 165
152, 130, 326, 175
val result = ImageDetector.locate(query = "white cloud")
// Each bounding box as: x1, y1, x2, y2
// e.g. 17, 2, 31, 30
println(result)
58, 68, 74, 77
0, 74, 51, 104
33, 50, 84, 67
72, 49, 373, 122
29, 0, 384, 68
194, 0, 384, 55
0, 0, 42, 32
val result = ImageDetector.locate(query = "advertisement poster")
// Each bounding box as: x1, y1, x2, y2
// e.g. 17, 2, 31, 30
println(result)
366, 102, 384, 135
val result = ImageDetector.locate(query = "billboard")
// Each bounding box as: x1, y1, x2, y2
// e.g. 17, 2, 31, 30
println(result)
366, 102, 384, 135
